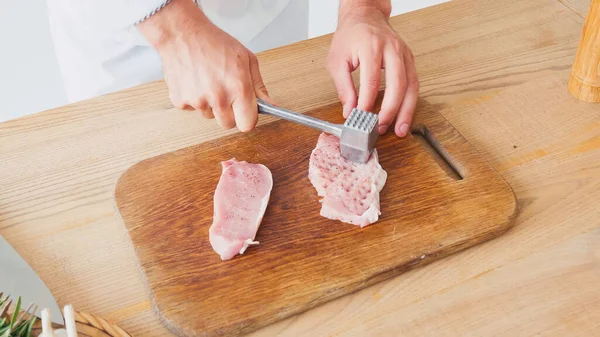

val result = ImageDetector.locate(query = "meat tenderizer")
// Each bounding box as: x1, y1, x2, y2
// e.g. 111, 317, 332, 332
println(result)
257, 99, 379, 164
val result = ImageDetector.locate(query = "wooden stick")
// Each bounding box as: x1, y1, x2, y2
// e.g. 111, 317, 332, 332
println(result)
0, 294, 11, 318
13, 303, 35, 328
568, 0, 600, 102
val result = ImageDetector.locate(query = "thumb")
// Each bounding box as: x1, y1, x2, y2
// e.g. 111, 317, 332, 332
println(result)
255, 84, 276, 106
328, 61, 357, 118
249, 55, 278, 106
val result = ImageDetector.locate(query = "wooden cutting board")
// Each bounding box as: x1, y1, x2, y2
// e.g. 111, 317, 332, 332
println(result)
114, 98, 518, 337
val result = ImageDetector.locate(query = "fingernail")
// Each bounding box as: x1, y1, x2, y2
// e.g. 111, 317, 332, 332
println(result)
398, 123, 409, 136
378, 125, 388, 134
343, 104, 351, 118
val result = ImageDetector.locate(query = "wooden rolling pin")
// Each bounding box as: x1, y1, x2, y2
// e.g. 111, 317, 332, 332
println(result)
568, 0, 600, 102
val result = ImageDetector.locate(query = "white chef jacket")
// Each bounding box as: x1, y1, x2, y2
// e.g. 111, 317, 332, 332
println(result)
45, 0, 309, 104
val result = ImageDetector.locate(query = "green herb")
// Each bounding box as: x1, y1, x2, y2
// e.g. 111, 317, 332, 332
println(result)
25, 317, 36, 337
0, 297, 36, 337
9, 297, 21, 331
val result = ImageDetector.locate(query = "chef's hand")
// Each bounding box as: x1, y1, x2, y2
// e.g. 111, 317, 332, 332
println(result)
327, 1, 419, 137
137, 0, 274, 132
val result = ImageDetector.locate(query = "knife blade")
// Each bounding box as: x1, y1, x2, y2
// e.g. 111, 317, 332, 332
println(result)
0, 235, 64, 325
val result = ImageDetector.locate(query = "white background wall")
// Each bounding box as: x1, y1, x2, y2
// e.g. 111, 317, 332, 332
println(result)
0, 0, 446, 123
0, 0, 67, 122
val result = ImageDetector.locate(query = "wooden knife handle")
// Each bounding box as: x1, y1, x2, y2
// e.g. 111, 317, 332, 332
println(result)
568, 0, 600, 102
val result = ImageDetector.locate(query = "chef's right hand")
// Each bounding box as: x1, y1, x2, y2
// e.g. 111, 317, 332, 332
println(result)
137, 0, 274, 132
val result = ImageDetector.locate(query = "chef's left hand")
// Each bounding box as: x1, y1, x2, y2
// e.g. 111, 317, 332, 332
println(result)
327, 2, 419, 137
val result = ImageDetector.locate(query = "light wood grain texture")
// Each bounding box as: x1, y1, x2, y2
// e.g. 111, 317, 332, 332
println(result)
568, 0, 600, 101
559, 0, 592, 17
244, 71, 600, 337
114, 98, 517, 336
0, 0, 595, 336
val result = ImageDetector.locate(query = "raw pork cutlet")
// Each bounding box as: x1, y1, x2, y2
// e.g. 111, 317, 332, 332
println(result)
308, 133, 387, 227
209, 158, 273, 260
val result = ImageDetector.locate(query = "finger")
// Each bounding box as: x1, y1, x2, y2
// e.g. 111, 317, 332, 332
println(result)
177, 102, 195, 112
169, 90, 192, 111
378, 47, 407, 134
395, 51, 419, 137
232, 71, 258, 133
327, 59, 358, 118
175, 100, 194, 111
191, 98, 214, 118
250, 55, 277, 106
357, 47, 383, 113
210, 92, 236, 129
232, 96, 257, 132
198, 107, 214, 119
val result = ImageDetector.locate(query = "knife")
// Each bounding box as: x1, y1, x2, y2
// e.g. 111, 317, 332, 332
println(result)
0, 234, 64, 325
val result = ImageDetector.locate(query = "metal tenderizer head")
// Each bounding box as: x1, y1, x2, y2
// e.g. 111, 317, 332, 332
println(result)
340, 107, 379, 164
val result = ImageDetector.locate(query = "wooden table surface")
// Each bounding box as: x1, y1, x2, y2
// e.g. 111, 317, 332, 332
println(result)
1, 0, 598, 336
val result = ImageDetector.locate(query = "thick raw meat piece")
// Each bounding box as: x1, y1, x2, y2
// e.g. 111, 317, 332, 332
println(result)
308, 133, 387, 227
209, 158, 273, 260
